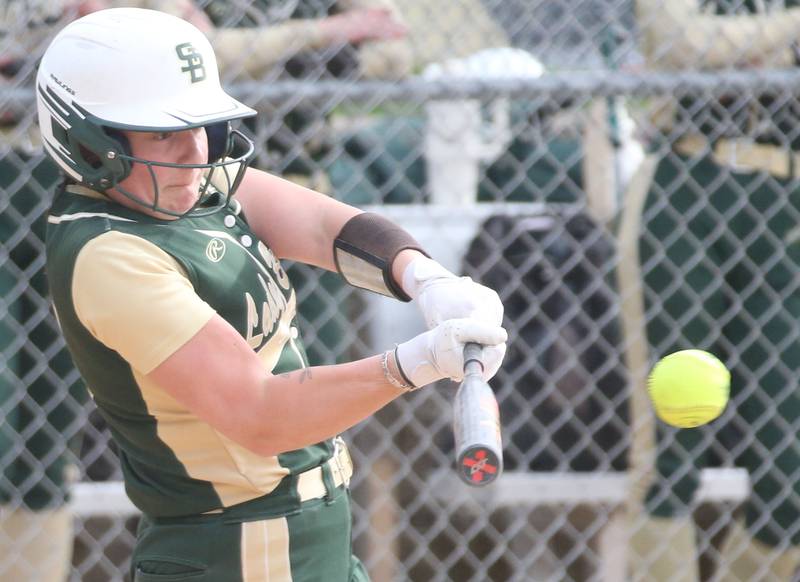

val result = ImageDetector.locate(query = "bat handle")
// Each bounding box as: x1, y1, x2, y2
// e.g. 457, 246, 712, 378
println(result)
463, 342, 484, 376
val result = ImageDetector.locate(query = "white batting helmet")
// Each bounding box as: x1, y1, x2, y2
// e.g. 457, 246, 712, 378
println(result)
36, 7, 256, 215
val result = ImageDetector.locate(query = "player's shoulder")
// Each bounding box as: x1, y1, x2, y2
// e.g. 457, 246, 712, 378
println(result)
78, 229, 174, 273
46, 185, 162, 275
48, 184, 140, 241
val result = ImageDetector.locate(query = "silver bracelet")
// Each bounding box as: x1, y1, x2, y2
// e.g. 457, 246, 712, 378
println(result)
381, 350, 415, 392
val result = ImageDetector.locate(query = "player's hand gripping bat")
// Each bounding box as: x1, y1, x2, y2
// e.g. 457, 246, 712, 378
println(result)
453, 342, 503, 486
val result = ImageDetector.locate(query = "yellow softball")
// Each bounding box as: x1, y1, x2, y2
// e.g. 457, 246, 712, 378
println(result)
647, 350, 730, 428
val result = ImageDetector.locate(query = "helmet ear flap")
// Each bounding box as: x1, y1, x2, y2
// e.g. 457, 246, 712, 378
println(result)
206, 121, 232, 163
81, 128, 130, 188
104, 128, 131, 159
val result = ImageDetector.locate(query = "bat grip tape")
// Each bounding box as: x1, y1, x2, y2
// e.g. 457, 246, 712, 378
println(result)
463, 342, 484, 375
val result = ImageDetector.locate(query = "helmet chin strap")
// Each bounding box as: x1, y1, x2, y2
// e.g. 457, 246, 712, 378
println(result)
108, 129, 254, 218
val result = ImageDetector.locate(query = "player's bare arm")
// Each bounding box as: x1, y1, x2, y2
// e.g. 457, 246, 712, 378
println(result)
235, 168, 503, 324
146, 311, 505, 457
235, 168, 425, 287
235, 168, 361, 270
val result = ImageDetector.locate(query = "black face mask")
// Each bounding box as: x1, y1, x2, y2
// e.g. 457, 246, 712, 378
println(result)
102, 127, 255, 218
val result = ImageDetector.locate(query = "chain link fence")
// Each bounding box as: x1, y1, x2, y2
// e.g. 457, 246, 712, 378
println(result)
3, 0, 800, 580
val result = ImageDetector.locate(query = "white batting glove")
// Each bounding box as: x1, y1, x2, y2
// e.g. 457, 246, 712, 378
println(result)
395, 318, 507, 388
402, 256, 504, 328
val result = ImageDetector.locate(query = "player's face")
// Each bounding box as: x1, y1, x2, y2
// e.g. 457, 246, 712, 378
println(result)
112, 127, 209, 219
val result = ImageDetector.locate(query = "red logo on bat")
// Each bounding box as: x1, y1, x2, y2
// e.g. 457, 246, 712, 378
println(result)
462, 449, 498, 483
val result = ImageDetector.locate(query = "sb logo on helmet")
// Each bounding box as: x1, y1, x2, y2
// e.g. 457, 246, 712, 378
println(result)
175, 42, 206, 83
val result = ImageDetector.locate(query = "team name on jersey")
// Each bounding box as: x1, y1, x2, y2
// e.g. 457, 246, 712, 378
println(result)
197, 230, 292, 351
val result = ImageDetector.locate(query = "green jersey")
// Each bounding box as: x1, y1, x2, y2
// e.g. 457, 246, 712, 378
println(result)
46, 185, 333, 518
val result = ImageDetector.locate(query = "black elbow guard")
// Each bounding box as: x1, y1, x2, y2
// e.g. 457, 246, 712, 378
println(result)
333, 212, 428, 301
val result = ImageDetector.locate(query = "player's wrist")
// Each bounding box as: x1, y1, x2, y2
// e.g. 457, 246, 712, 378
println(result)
395, 331, 445, 388
380, 348, 417, 392
391, 346, 416, 388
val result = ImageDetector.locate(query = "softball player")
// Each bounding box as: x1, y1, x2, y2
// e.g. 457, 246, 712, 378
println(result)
37, 8, 506, 581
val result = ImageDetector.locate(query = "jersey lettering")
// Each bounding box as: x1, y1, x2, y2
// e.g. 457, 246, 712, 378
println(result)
257, 241, 290, 290
245, 273, 288, 349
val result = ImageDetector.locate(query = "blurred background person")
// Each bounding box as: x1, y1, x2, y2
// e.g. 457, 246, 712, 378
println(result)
623, 1, 800, 580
